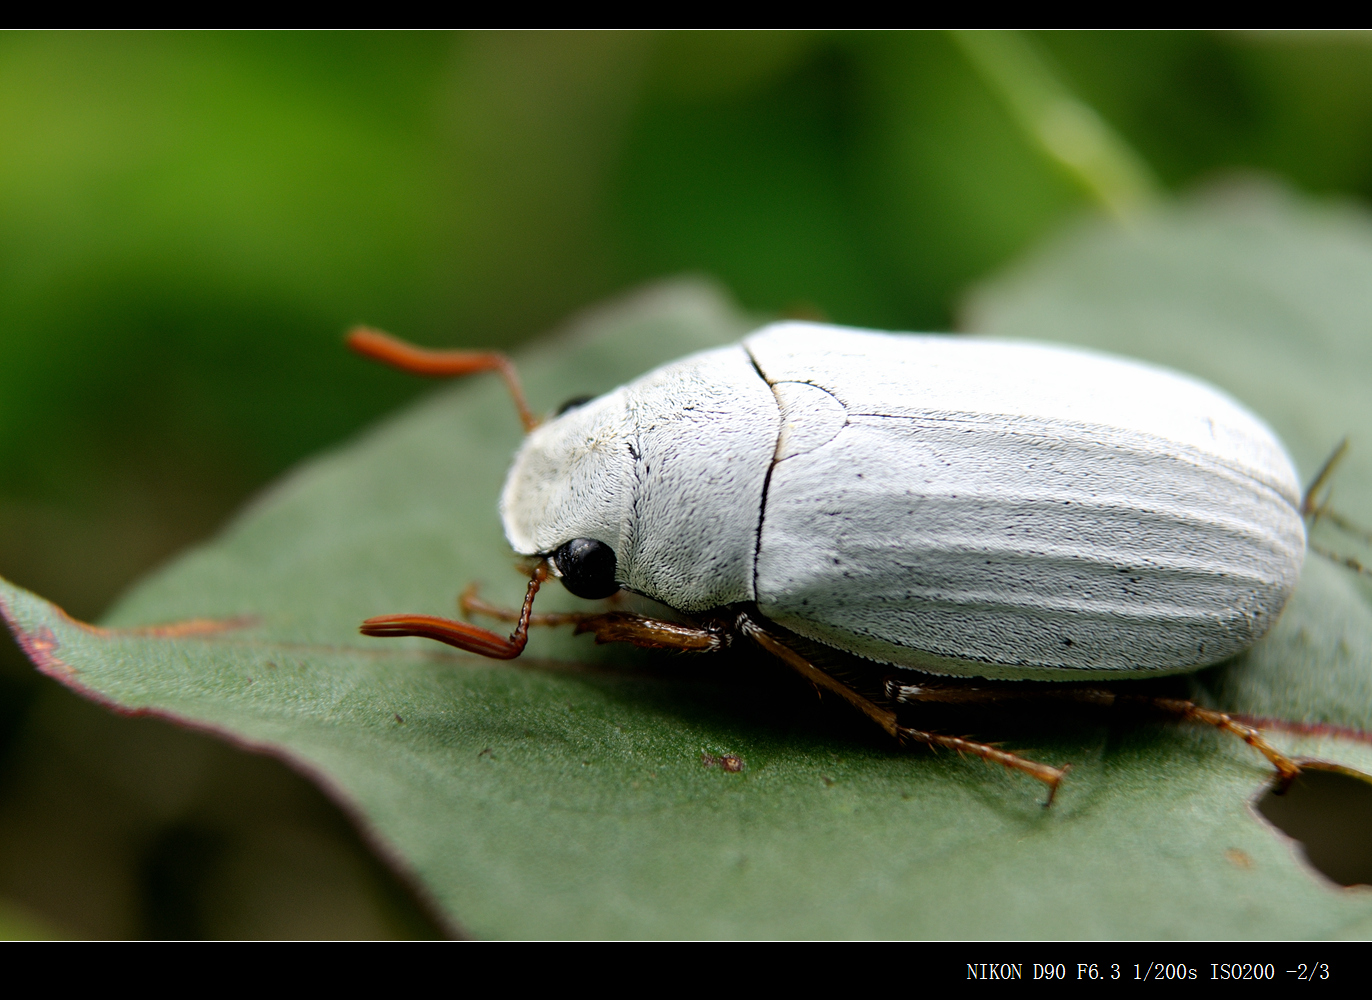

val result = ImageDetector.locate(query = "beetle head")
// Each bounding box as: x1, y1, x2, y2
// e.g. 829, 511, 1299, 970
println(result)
499, 345, 779, 611
500, 386, 635, 594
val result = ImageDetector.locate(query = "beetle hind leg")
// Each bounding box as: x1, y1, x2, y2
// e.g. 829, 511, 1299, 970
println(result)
1136, 697, 1301, 788
891, 680, 1302, 787
1309, 542, 1372, 579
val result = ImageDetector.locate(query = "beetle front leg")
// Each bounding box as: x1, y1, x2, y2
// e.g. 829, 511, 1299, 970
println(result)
460, 583, 725, 653
568, 612, 726, 652
460, 582, 594, 628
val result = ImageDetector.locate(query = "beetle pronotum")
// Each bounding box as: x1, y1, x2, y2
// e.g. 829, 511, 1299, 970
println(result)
348, 322, 1345, 803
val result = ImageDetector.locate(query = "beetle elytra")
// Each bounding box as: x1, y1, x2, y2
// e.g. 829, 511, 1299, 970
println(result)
348, 321, 1329, 802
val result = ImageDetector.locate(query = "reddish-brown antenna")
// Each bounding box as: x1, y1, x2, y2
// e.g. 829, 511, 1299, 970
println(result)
347, 326, 539, 434
360, 564, 548, 659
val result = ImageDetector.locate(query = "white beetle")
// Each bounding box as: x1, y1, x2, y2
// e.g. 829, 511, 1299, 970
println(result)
349, 321, 1310, 799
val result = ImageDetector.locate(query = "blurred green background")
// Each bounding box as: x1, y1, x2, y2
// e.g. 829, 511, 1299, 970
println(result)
3, 30, 1372, 938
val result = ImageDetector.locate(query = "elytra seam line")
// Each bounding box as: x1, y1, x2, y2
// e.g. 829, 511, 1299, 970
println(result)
744, 346, 783, 602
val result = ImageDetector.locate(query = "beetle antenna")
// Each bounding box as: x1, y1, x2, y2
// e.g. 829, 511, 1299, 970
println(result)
360, 564, 548, 658
347, 326, 539, 434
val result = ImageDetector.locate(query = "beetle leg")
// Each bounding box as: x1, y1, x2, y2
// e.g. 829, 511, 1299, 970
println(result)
1298, 438, 1372, 577
458, 583, 722, 651
347, 326, 538, 433
1309, 543, 1372, 578
1301, 437, 1372, 576
739, 617, 1068, 804
902, 730, 1071, 807
570, 613, 725, 652
1131, 696, 1302, 788
359, 565, 548, 659
1301, 437, 1349, 517
745, 623, 900, 736
1313, 509, 1372, 547
459, 582, 593, 628
891, 680, 1302, 786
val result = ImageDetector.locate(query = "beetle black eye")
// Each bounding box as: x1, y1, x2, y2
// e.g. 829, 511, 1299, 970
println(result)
552, 538, 619, 600
555, 395, 595, 416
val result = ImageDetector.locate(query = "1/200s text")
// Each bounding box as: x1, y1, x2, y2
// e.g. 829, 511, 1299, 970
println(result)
965, 962, 1331, 981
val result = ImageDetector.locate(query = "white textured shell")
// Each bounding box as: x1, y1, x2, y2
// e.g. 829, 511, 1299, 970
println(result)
502, 322, 1306, 680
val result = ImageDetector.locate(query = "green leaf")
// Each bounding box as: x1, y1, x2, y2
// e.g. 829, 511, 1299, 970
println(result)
5, 225, 1372, 938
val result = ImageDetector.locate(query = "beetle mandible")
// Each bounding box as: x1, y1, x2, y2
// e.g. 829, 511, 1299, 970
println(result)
348, 321, 1315, 802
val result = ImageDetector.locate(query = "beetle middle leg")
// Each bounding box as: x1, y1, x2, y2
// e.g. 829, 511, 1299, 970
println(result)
738, 615, 1069, 804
